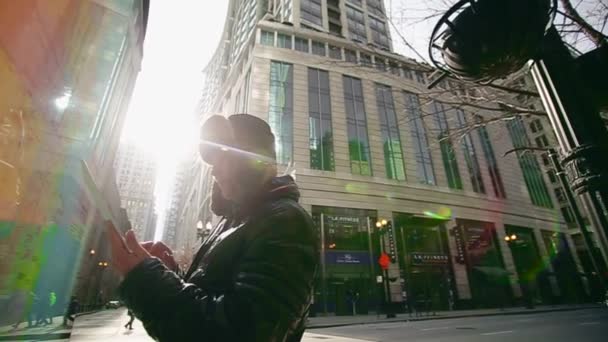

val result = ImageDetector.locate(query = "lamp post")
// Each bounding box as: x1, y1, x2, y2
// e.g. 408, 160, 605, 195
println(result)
376, 219, 396, 318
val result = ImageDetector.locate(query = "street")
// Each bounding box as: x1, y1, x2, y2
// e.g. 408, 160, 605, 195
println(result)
313, 308, 608, 342
15, 306, 597, 341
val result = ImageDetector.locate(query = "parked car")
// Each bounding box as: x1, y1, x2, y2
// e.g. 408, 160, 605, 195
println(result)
105, 300, 121, 309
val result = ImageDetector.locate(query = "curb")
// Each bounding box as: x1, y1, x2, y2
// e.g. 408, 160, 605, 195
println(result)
306, 305, 603, 329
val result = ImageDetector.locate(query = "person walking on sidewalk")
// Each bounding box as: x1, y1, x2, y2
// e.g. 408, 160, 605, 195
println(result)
63, 296, 79, 327
124, 309, 135, 330
107, 114, 319, 342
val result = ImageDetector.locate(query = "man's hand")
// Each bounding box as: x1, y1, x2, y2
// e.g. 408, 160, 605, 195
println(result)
140, 241, 179, 272
106, 221, 150, 276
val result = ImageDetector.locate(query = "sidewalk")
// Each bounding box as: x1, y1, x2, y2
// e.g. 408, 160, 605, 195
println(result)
0, 315, 71, 341
306, 303, 603, 329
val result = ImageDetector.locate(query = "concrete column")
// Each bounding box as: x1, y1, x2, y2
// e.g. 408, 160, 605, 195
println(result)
532, 228, 561, 297
445, 218, 472, 300
495, 221, 522, 298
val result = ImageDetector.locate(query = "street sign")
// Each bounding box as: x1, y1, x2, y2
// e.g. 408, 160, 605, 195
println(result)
452, 226, 467, 264
378, 252, 390, 270
411, 252, 449, 265
376, 275, 383, 283
386, 221, 397, 262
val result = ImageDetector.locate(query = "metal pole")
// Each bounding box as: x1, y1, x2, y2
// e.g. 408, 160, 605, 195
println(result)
529, 26, 608, 244
320, 213, 327, 315
548, 149, 607, 292
366, 217, 376, 315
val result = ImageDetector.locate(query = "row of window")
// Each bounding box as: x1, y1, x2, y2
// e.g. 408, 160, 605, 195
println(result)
260, 30, 426, 83
267, 61, 510, 200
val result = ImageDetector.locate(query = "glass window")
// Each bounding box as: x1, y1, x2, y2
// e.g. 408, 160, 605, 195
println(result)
261, 30, 275, 46
414, 70, 425, 83
403, 92, 435, 185
547, 169, 557, 183
309, 68, 335, 171
346, 5, 367, 42
389, 62, 400, 76
376, 84, 406, 180
360, 53, 373, 67
432, 102, 462, 190
329, 45, 342, 59
277, 33, 292, 49
507, 117, 553, 208
347, 0, 362, 6
401, 66, 412, 79
344, 76, 372, 176
366, 0, 385, 17
530, 119, 543, 133
561, 206, 575, 224
269, 61, 294, 165
375, 57, 386, 71
301, 0, 323, 26
475, 118, 506, 198
295, 36, 309, 52
535, 135, 549, 148
456, 110, 486, 193
312, 41, 326, 56
344, 49, 357, 63
368, 16, 390, 48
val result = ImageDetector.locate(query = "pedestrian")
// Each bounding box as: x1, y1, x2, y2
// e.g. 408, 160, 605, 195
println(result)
48, 291, 57, 324
124, 309, 135, 330
63, 296, 79, 327
107, 114, 319, 341
11, 291, 37, 329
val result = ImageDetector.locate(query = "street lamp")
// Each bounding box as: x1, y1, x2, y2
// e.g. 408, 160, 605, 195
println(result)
90, 249, 95, 256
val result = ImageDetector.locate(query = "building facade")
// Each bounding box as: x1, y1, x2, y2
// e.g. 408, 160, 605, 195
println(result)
114, 141, 157, 241
0, 0, 149, 323
184, 0, 604, 315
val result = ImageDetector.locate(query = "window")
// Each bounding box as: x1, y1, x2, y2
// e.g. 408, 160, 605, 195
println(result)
347, 0, 362, 6
403, 91, 435, 185
345, 49, 357, 63
561, 206, 575, 224
414, 70, 425, 83
261, 30, 274, 46
368, 16, 390, 48
277, 33, 292, 49
312, 41, 326, 56
535, 135, 549, 148
360, 53, 373, 67
456, 110, 485, 193
507, 118, 553, 208
401, 66, 412, 79
366, 0, 385, 17
389, 62, 400, 76
376, 84, 406, 180
530, 119, 543, 133
375, 57, 386, 71
301, 0, 323, 26
541, 153, 551, 166
346, 5, 367, 42
547, 169, 557, 183
329, 45, 342, 59
308, 68, 334, 171
295, 36, 309, 52
344, 76, 372, 176
554, 188, 567, 204
432, 102, 462, 190
269, 61, 294, 165
476, 120, 506, 198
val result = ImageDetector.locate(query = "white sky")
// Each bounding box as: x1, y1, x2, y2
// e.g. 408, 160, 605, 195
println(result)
121, 1, 228, 240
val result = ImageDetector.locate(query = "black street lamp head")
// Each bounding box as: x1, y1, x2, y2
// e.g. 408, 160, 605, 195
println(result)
429, 0, 556, 83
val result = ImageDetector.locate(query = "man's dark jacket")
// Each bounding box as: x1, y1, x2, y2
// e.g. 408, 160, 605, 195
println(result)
119, 176, 319, 341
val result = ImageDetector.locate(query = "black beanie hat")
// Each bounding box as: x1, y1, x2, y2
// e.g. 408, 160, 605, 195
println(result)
199, 114, 276, 165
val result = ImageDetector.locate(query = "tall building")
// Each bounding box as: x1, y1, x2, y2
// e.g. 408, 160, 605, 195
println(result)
181, 0, 605, 316
0, 0, 149, 323
114, 141, 157, 241
162, 160, 189, 250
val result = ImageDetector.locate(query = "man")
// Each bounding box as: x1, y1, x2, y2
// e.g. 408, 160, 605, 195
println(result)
63, 296, 79, 327
124, 309, 135, 330
107, 114, 319, 341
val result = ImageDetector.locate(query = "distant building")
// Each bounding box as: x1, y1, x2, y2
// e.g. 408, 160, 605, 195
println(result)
162, 160, 189, 250
114, 141, 157, 241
